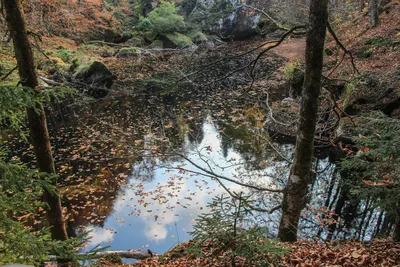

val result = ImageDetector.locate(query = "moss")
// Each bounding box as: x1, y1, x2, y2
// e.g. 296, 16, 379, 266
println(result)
363, 37, 394, 46
356, 47, 373, 59
148, 40, 164, 49
186, 30, 208, 43
126, 36, 146, 47
342, 76, 361, 109
283, 61, 301, 81
164, 32, 192, 47
73, 61, 92, 77
116, 47, 141, 58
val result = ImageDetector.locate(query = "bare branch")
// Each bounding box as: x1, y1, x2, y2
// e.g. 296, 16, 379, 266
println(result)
243, 5, 286, 30
174, 153, 283, 193
0, 65, 17, 81
250, 25, 307, 78
326, 21, 360, 75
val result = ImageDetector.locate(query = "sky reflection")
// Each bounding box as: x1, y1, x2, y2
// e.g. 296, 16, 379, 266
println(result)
83, 118, 255, 253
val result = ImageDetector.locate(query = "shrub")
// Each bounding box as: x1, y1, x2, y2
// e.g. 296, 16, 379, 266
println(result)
283, 61, 301, 81
55, 48, 73, 63
136, 2, 186, 34
188, 194, 288, 266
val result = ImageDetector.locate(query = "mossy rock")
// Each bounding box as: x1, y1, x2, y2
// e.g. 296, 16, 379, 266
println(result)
258, 18, 278, 35
343, 71, 398, 115
356, 47, 373, 59
187, 30, 208, 43
126, 36, 146, 47
116, 47, 141, 58
162, 32, 192, 48
73, 61, 116, 98
148, 40, 164, 49
142, 31, 158, 43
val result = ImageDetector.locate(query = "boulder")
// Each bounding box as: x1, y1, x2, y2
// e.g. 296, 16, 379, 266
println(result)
221, 6, 261, 40
187, 0, 261, 40
116, 47, 141, 58
161, 32, 193, 48
73, 61, 116, 98
343, 71, 399, 116
148, 40, 164, 49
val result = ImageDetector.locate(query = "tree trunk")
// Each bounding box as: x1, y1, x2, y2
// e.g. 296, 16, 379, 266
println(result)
393, 219, 400, 242
3, 0, 68, 242
368, 0, 379, 27
278, 0, 329, 242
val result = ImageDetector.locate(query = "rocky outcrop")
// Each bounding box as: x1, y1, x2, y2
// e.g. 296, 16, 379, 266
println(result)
186, 0, 262, 40
343, 71, 400, 116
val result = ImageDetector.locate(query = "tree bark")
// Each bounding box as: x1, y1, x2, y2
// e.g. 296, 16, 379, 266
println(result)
393, 219, 400, 242
3, 0, 68, 242
368, 0, 379, 27
278, 0, 329, 242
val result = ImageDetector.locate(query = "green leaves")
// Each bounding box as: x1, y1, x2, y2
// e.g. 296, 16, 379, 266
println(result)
136, 2, 186, 34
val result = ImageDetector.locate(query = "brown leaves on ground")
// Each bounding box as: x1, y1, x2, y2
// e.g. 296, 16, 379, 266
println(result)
131, 239, 400, 267
281, 239, 400, 267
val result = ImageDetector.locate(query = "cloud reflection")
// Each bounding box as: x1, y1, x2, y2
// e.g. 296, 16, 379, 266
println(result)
85, 225, 115, 248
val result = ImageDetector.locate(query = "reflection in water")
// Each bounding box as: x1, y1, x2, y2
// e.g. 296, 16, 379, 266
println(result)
82, 118, 279, 253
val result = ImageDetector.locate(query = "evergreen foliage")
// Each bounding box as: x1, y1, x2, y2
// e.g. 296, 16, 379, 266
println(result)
188, 194, 287, 266
341, 111, 400, 231
0, 85, 90, 265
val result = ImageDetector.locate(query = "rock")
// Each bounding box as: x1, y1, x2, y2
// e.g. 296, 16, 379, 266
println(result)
126, 36, 146, 47
187, 30, 208, 43
116, 47, 141, 58
73, 61, 116, 98
148, 40, 164, 49
221, 6, 261, 40
342, 71, 399, 116
187, 0, 261, 40
161, 32, 193, 48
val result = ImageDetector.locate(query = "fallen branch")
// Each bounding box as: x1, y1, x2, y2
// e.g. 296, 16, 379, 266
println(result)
1, 65, 17, 80
87, 250, 156, 260
39, 75, 64, 86
49, 250, 157, 261
86, 40, 126, 47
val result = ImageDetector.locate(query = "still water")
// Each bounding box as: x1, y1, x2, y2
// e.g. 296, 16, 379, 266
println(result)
81, 116, 283, 254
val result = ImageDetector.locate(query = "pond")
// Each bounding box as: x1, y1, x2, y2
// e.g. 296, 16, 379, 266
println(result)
77, 115, 289, 255
5, 45, 380, 259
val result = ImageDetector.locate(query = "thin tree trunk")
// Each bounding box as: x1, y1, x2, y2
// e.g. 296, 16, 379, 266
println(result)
393, 220, 400, 242
278, 0, 329, 242
3, 0, 68, 242
368, 0, 379, 27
